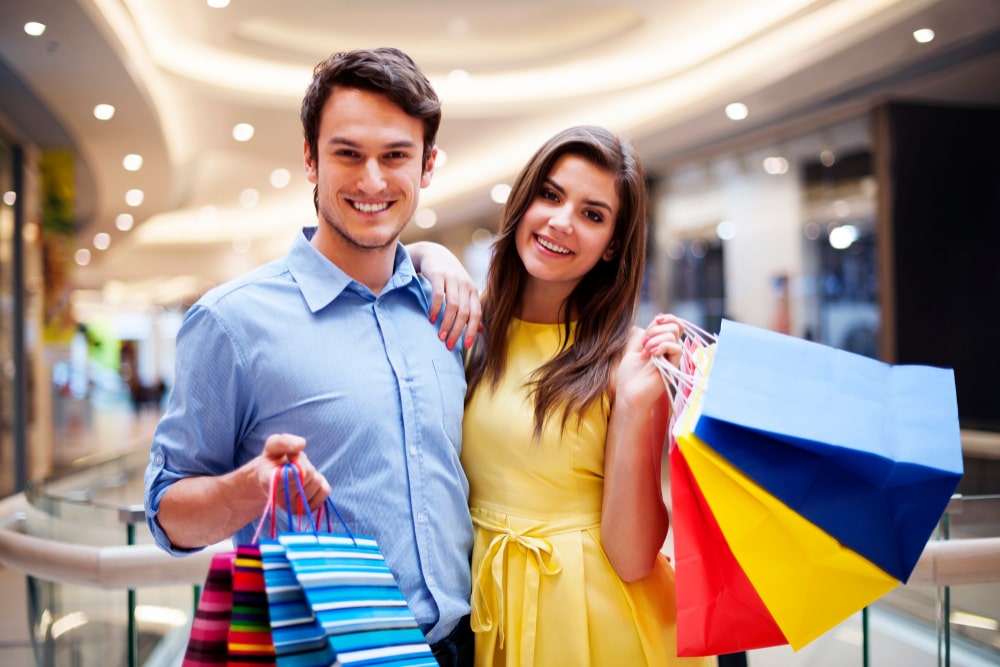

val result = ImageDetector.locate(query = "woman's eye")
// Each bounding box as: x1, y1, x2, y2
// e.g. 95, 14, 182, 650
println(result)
540, 188, 559, 202
586, 211, 605, 223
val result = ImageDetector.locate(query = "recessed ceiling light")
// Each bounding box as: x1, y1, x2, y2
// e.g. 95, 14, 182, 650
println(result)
2, 191, 15, 206
270, 168, 292, 189
207, 0, 231, 8
762, 156, 789, 175
725, 103, 749, 121
115, 213, 134, 231
93, 232, 111, 250
24, 22, 46, 37
125, 189, 144, 207
122, 154, 143, 171
490, 183, 511, 204
232, 123, 255, 142
239, 188, 260, 208
94, 104, 116, 121
75, 248, 92, 266
913, 28, 935, 44
414, 208, 437, 229
448, 70, 470, 86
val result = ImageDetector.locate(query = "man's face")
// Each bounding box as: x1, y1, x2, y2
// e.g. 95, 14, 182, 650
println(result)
305, 87, 435, 254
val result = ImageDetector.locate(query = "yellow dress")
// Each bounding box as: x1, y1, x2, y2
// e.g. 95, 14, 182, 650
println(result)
462, 319, 716, 667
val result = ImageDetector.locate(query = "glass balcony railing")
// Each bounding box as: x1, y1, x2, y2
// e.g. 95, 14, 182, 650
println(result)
0, 446, 997, 667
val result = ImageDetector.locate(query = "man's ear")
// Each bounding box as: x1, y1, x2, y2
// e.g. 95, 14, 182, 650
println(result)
304, 139, 318, 184
421, 145, 438, 189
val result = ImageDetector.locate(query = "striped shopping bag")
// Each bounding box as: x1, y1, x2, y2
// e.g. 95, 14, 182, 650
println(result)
275, 463, 437, 667
182, 551, 237, 666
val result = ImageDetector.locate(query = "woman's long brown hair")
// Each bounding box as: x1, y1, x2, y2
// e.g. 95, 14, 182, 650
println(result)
465, 125, 649, 438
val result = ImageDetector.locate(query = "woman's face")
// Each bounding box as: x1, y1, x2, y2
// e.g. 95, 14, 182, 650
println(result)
515, 154, 619, 295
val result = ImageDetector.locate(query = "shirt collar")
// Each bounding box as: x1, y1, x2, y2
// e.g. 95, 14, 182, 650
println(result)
289, 227, 428, 313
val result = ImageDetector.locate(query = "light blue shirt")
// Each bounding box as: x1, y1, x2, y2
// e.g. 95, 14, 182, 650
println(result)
144, 227, 472, 643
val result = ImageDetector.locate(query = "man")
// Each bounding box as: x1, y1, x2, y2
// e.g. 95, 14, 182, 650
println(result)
144, 47, 478, 666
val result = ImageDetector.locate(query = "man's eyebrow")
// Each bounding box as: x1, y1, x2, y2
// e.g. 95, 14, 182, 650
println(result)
544, 176, 614, 213
327, 136, 418, 150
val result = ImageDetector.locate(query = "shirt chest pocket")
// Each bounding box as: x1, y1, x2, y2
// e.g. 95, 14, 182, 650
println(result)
432, 359, 467, 447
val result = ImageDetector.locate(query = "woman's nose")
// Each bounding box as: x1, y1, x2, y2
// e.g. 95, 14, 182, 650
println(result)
548, 205, 573, 232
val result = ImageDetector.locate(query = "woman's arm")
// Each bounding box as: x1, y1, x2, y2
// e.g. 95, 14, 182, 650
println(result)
406, 241, 483, 350
600, 315, 684, 581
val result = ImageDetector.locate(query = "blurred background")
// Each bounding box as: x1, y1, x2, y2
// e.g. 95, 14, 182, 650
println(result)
0, 1, 998, 665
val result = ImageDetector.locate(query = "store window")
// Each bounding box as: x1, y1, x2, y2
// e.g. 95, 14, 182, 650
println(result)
654, 115, 879, 354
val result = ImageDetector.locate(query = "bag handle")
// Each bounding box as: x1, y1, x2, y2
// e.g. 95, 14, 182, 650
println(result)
250, 460, 360, 545
648, 317, 718, 448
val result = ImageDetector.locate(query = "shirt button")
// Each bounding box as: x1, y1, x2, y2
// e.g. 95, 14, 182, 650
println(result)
408, 446, 418, 456
417, 513, 427, 523
427, 574, 436, 585
154, 453, 164, 465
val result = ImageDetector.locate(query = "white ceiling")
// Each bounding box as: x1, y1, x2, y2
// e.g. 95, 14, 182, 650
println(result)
1, 0, 999, 311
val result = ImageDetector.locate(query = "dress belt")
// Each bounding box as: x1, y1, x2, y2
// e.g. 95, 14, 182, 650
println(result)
470, 510, 600, 666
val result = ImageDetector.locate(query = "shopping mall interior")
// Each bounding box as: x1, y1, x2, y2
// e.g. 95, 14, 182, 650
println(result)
0, 1, 998, 665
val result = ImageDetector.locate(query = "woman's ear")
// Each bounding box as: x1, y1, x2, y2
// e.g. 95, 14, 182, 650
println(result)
602, 241, 617, 262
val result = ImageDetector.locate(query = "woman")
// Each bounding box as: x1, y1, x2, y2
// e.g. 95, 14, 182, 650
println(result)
415, 125, 713, 666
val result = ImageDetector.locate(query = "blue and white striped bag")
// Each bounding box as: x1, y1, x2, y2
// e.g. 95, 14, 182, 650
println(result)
273, 464, 437, 667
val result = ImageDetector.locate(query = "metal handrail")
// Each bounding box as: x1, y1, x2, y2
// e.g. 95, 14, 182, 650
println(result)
0, 492, 226, 588
1, 489, 997, 590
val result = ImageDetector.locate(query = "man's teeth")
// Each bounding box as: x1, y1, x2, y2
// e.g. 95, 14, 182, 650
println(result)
354, 201, 389, 213
537, 236, 570, 254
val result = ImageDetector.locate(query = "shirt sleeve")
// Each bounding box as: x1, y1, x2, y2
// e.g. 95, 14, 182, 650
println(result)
143, 302, 253, 555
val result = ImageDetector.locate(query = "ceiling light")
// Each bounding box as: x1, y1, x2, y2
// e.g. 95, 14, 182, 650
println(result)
233, 235, 252, 254
93, 104, 116, 121
725, 103, 749, 120
762, 156, 789, 175
115, 213, 135, 231
232, 123, 255, 142
435, 149, 448, 168
414, 208, 437, 229
270, 168, 292, 189
3, 191, 15, 206
239, 188, 260, 208
199, 205, 218, 223
207, 0, 231, 8
716, 220, 736, 240
93, 232, 111, 250
24, 22, 46, 37
820, 150, 836, 167
490, 184, 511, 204
122, 153, 143, 171
829, 224, 858, 250
74, 249, 92, 266
448, 70, 470, 86
913, 28, 935, 44
125, 189, 145, 207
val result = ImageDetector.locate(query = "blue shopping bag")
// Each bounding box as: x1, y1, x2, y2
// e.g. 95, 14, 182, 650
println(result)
690, 319, 963, 581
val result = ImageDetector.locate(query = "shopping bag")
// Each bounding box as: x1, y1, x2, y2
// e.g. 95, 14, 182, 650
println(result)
229, 544, 277, 666
182, 551, 237, 666
690, 319, 963, 581
669, 443, 787, 656
656, 318, 963, 654
254, 465, 341, 667
275, 463, 437, 667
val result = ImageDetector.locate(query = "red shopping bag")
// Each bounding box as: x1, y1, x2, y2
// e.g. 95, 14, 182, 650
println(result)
669, 443, 787, 656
